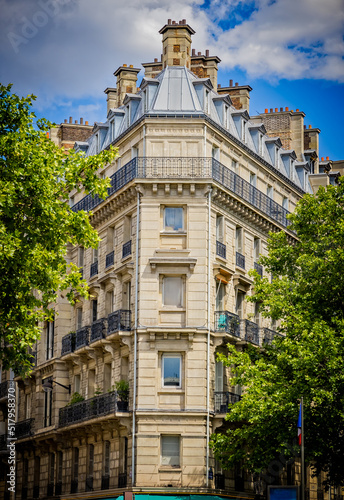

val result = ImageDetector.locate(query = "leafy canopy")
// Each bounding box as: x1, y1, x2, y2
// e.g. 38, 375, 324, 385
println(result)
0, 84, 117, 374
211, 179, 344, 487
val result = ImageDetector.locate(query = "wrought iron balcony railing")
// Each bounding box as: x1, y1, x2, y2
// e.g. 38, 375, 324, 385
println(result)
214, 311, 240, 338
122, 240, 132, 259
71, 157, 290, 229
61, 332, 76, 356
214, 391, 241, 413
118, 472, 127, 488
254, 261, 263, 277
75, 326, 90, 350
90, 261, 98, 277
262, 327, 283, 345
241, 319, 260, 345
90, 318, 107, 343
0, 380, 11, 399
59, 391, 124, 427
16, 418, 35, 439
107, 310, 131, 334
236, 251, 245, 269
106, 250, 114, 268
216, 240, 226, 259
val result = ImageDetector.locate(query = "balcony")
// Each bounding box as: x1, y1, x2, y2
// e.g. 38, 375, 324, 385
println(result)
16, 419, 34, 439
61, 332, 75, 356
107, 310, 131, 334
214, 311, 240, 338
214, 391, 241, 413
0, 380, 12, 400
262, 327, 283, 345
216, 240, 226, 259
254, 261, 263, 277
90, 318, 107, 343
122, 240, 132, 259
59, 391, 125, 428
75, 326, 90, 350
106, 250, 114, 268
236, 251, 245, 269
118, 473, 127, 488
241, 319, 259, 345
90, 261, 98, 278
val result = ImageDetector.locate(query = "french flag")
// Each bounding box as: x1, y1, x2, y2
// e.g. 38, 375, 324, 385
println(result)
297, 402, 302, 446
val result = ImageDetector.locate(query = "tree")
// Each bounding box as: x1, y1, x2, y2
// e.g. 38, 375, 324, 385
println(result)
211, 179, 344, 488
0, 84, 117, 375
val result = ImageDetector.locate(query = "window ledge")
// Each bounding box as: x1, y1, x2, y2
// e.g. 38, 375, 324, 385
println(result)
159, 307, 186, 312
160, 231, 187, 236
158, 466, 182, 472
158, 389, 184, 394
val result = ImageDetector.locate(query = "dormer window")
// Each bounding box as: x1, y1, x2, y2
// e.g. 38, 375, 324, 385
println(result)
241, 120, 246, 142
110, 121, 115, 142
126, 105, 130, 128
205, 89, 209, 114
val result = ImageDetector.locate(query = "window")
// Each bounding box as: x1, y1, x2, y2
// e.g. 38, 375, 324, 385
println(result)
249, 173, 257, 188
106, 290, 114, 315
161, 435, 180, 466
122, 281, 131, 310
164, 207, 183, 231
212, 146, 220, 161
231, 159, 238, 171
49, 453, 55, 487
235, 227, 243, 253
162, 354, 181, 388
103, 441, 110, 477
254, 301, 260, 325
92, 299, 98, 323
57, 451, 63, 485
34, 456, 40, 496
215, 281, 225, 311
103, 363, 111, 392
88, 369, 95, 399
78, 247, 84, 268
242, 120, 246, 142
72, 448, 79, 481
43, 378, 52, 427
282, 196, 288, 210
92, 247, 98, 263
69, 195, 74, 208
132, 146, 139, 159
25, 393, 31, 419
216, 215, 224, 243
254, 238, 260, 262
215, 359, 224, 392
74, 374, 81, 394
163, 277, 183, 307
46, 319, 54, 360
267, 185, 273, 199
106, 227, 115, 253
76, 308, 82, 330
87, 444, 94, 478
236, 291, 245, 319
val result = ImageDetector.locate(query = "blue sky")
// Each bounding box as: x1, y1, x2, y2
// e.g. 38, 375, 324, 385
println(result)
1, 0, 343, 159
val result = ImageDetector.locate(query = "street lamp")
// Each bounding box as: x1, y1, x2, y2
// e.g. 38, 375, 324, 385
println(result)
42, 379, 71, 393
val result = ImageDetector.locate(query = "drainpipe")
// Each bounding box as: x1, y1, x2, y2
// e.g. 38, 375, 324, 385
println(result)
206, 187, 212, 488
132, 190, 140, 486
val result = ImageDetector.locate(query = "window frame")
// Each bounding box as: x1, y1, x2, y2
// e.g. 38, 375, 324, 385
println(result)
161, 435, 180, 467
162, 276, 184, 308
163, 206, 184, 232
162, 353, 182, 389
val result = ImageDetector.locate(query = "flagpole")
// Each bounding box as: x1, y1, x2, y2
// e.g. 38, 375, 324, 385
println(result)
301, 396, 305, 500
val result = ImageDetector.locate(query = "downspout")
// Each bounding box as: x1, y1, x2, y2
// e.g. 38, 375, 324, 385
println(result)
132, 190, 140, 486
206, 186, 212, 488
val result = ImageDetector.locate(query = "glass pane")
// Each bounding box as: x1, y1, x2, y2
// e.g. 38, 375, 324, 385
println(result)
164, 207, 183, 231
163, 277, 182, 307
163, 356, 180, 387
162, 436, 179, 466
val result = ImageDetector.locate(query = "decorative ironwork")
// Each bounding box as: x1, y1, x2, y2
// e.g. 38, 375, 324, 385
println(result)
215, 473, 225, 489
90, 318, 107, 343
241, 319, 259, 345
214, 311, 240, 338
254, 261, 263, 277
75, 326, 90, 350
90, 261, 98, 277
122, 240, 132, 259
214, 391, 241, 413
236, 251, 245, 269
59, 391, 118, 427
71, 157, 290, 229
118, 472, 127, 488
0, 380, 10, 399
101, 475, 110, 490
216, 240, 226, 259
262, 328, 283, 345
61, 332, 75, 356
16, 419, 34, 439
107, 310, 131, 334
106, 250, 114, 268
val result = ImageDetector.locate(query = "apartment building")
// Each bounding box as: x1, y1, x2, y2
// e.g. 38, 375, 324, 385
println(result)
0, 19, 338, 500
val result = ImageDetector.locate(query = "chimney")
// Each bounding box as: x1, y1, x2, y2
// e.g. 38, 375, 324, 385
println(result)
265, 109, 268, 113
69, 116, 72, 124
85, 121, 89, 125
80, 117, 83, 125
205, 49, 209, 56
280, 107, 283, 112
270, 108, 273, 113
104, 87, 118, 113
113, 65, 141, 107
64, 119, 67, 123
229, 79, 233, 86
275, 108, 278, 112
326, 156, 329, 161
159, 19, 195, 69
285, 107, 289, 111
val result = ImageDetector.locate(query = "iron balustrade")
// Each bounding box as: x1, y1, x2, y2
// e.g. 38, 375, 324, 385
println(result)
262, 327, 283, 345
61, 332, 76, 355
0, 380, 10, 399
108, 310, 131, 334
71, 157, 290, 229
16, 418, 34, 438
90, 261, 98, 277
214, 391, 241, 413
101, 475, 110, 490
106, 250, 114, 268
118, 473, 127, 488
214, 311, 240, 338
59, 391, 119, 427
216, 240, 226, 259
241, 319, 260, 345
236, 251, 245, 269
90, 318, 107, 343
122, 240, 132, 259
215, 473, 225, 489
254, 261, 263, 277
75, 326, 90, 350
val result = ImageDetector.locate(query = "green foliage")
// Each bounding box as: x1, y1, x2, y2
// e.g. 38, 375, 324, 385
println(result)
94, 387, 102, 396
68, 392, 84, 405
0, 84, 118, 375
115, 380, 129, 402
211, 180, 344, 487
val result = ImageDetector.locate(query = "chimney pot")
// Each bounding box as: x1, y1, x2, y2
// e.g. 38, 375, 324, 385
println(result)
265, 109, 268, 113
80, 118, 83, 124
218, 84, 221, 88
154, 58, 158, 62
309, 124, 312, 129
172, 20, 176, 24
129, 64, 133, 68
75, 120, 77, 124
296, 108, 299, 112
85, 121, 89, 125
326, 156, 329, 161
192, 49, 196, 56
123, 63, 127, 67
69, 116, 72, 124
64, 119, 67, 123
168, 19, 171, 24
285, 107, 289, 111
321, 157, 324, 161
205, 49, 209, 56
280, 107, 283, 112
275, 108, 278, 112
235, 82, 238, 86
182, 19, 186, 24
304, 125, 306, 129
291, 110, 293, 112
270, 108, 273, 113
229, 79, 233, 86
198, 51, 201, 56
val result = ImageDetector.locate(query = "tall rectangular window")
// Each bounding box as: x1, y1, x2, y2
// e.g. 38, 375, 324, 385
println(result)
122, 281, 131, 310
72, 448, 79, 481
49, 453, 55, 486
88, 369, 95, 399
215, 360, 224, 392
216, 215, 224, 242
282, 196, 288, 210
163, 277, 183, 307
231, 159, 238, 171
93, 247, 98, 263
267, 185, 273, 199
57, 451, 63, 485
162, 354, 181, 388
236, 291, 245, 319
46, 319, 54, 360
249, 173, 257, 187
103, 441, 110, 477
106, 290, 114, 315
254, 238, 260, 262
164, 207, 183, 231
92, 299, 98, 323
236, 227, 243, 253
43, 378, 52, 427
25, 393, 31, 419
87, 444, 94, 478
161, 435, 180, 466
78, 247, 84, 268
76, 308, 82, 330
215, 281, 225, 311
103, 363, 111, 392
74, 374, 81, 394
